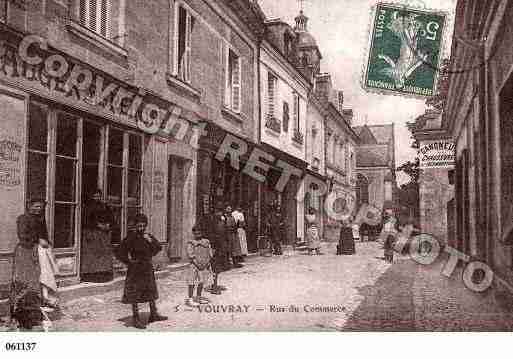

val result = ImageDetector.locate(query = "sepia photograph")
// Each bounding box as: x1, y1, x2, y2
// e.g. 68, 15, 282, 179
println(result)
0, 0, 512, 353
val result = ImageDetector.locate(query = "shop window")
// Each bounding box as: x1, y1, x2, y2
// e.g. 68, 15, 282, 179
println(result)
27, 103, 49, 202
174, 3, 195, 83
79, 0, 110, 38
27, 101, 144, 250
225, 48, 242, 113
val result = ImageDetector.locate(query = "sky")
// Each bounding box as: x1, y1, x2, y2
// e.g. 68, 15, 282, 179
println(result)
258, 0, 457, 184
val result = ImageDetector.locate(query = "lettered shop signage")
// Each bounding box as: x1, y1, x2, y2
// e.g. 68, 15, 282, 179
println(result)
419, 140, 455, 168
0, 32, 191, 135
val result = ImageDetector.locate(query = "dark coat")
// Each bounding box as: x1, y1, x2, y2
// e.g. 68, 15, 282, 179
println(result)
12, 213, 47, 327
339, 226, 355, 255
83, 200, 114, 230
267, 213, 284, 241
115, 231, 162, 304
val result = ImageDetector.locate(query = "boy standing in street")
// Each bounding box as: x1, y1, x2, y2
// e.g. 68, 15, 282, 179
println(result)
185, 225, 213, 307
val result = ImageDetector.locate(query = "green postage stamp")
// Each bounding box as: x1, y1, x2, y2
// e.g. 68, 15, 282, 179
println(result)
363, 3, 447, 98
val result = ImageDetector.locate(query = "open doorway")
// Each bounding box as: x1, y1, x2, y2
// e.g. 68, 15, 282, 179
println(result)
167, 155, 188, 262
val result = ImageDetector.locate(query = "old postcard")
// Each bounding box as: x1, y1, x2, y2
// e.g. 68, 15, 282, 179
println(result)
1, 0, 513, 344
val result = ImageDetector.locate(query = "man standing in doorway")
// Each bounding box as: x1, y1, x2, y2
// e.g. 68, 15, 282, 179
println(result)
267, 204, 284, 256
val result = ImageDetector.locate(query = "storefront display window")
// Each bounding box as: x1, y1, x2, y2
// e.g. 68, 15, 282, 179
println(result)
26, 100, 144, 249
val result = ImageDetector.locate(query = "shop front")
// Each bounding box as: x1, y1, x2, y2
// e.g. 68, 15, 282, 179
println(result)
196, 122, 260, 252
0, 26, 197, 304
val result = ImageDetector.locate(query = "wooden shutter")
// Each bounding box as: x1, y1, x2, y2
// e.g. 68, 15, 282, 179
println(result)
231, 55, 241, 113
100, 0, 108, 37
79, 0, 87, 26
89, 0, 97, 31
267, 73, 275, 116
185, 13, 194, 82
293, 93, 299, 130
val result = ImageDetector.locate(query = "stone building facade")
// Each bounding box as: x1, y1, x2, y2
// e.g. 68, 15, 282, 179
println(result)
0, 0, 263, 313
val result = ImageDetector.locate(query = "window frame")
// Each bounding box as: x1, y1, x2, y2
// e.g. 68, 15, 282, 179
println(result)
173, 1, 194, 83
78, 0, 111, 39
225, 46, 242, 113
26, 100, 144, 251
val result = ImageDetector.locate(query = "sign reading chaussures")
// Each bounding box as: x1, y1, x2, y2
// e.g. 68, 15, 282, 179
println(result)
363, 3, 446, 98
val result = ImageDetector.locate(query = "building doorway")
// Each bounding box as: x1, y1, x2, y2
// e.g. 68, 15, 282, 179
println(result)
167, 155, 188, 261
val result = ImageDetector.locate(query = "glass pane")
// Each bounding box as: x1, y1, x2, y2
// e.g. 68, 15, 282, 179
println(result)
107, 166, 122, 204
108, 128, 124, 166
127, 170, 141, 206
110, 206, 122, 245
83, 121, 102, 164
128, 134, 142, 169
55, 157, 76, 202
127, 207, 141, 233
27, 152, 47, 201
56, 113, 77, 157
28, 103, 48, 152
82, 164, 99, 202
54, 204, 75, 248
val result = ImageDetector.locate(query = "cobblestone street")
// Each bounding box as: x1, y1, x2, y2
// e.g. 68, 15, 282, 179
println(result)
37, 242, 513, 331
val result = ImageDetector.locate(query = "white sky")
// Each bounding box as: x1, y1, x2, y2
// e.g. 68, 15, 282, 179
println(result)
258, 0, 457, 184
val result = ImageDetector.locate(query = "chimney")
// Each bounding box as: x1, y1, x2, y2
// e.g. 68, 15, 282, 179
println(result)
314, 73, 332, 104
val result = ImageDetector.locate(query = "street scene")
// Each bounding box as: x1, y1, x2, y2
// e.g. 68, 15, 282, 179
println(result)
1, 0, 513, 336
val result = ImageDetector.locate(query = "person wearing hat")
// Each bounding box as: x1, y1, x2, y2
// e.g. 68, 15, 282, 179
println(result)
338, 216, 356, 255
11, 198, 48, 329
266, 203, 284, 255
115, 213, 167, 329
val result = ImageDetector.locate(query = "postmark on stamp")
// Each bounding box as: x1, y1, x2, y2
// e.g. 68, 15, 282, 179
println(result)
363, 3, 447, 98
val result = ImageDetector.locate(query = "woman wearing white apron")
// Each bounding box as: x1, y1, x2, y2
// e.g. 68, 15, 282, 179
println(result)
232, 207, 249, 259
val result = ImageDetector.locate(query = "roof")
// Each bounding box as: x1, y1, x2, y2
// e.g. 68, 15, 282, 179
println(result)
356, 144, 390, 167
353, 124, 394, 144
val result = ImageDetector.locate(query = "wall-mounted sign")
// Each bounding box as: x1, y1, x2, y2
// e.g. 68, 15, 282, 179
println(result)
419, 140, 455, 168
0, 139, 21, 187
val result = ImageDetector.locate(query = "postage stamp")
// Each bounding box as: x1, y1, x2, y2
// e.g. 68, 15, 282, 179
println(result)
363, 3, 447, 98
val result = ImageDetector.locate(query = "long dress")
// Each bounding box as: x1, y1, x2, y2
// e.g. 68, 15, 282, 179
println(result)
38, 244, 58, 306
305, 214, 321, 250
339, 225, 355, 255
232, 210, 249, 256
225, 214, 241, 257
81, 200, 114, 282
115, 231, 162, 304
11, 213, 47, 327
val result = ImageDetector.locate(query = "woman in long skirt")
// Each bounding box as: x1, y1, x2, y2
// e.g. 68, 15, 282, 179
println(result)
338, 216, 356, 255
232, 206, 249, 260
81, 189, 114, 283
11, 199, 47, 329
305, 208, 321, 255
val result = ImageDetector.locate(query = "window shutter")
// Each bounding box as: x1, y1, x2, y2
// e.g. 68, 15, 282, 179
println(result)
89, 0, 97, 31
231, 56, 241, 113
268, 74, 274, 116
79, 0, 87, 26
185, 14, 194, 82
224, 45, 230, 107
293, 93, 299, 130
100, 0, 108, 37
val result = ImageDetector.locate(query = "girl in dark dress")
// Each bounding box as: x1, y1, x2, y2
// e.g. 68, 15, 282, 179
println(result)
81, 189, 114, 283
115, 213, 167, 329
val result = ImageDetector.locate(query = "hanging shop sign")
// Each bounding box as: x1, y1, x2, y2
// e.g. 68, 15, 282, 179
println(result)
419, 140, 455, 168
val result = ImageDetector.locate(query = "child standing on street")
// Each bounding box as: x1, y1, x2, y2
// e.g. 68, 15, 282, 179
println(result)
185, 225, 213, 307
115, 213, 167, 329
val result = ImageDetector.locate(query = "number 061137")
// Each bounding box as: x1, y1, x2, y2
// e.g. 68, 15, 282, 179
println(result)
5, 342, 37, 351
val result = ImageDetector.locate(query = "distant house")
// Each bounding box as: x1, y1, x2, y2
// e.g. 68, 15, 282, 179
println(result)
353, 124, 397, 212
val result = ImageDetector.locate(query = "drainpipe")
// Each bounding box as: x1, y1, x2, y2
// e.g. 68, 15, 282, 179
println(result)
256, 36, 263, 244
